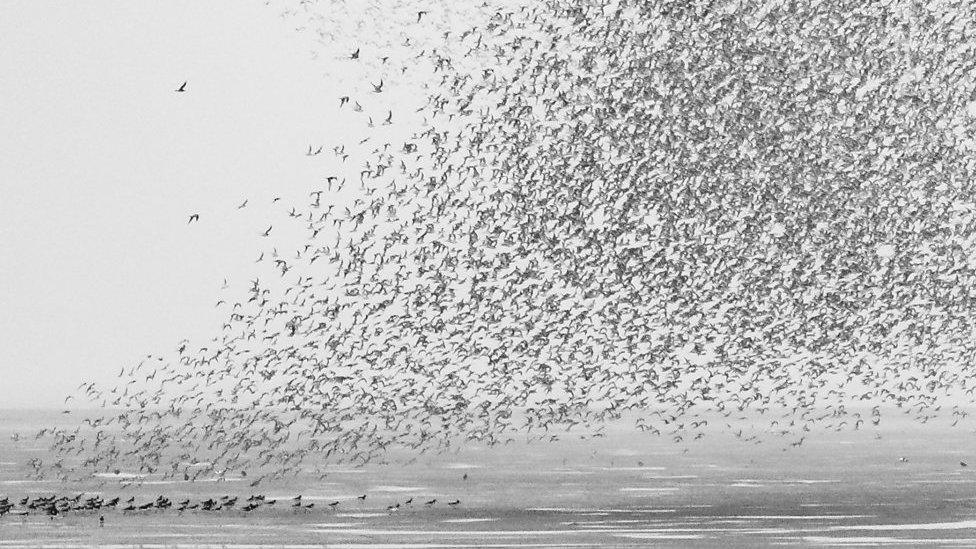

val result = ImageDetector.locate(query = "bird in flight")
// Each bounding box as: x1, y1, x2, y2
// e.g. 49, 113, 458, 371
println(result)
188, 214, 199, 223
417, 11, 428, 22
237, 199, 248, 209
261, 226, 272, 237
175, 81, 187, 93
350, 48, 360, 60
372, 80, 384, 93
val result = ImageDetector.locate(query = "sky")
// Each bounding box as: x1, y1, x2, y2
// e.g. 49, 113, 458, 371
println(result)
2, 0, 972, 429
0, 2, 361, 408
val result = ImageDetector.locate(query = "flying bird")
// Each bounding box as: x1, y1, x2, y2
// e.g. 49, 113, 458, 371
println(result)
33, 1, 976, 504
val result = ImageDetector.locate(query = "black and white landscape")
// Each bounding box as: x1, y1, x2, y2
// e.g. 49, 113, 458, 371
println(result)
3, 0, 976, 546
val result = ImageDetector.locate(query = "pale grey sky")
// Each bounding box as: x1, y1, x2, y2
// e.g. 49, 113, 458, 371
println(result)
0, 2, 362, 408
0, 0, 518, 409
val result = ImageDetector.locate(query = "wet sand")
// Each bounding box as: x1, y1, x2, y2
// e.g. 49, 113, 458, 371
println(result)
3, 409, 976, 547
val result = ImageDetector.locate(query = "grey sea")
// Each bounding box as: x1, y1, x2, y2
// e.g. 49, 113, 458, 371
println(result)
2, 408, 976, 548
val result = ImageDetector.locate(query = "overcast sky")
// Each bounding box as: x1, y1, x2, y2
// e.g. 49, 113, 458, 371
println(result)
0, 2, 361, 408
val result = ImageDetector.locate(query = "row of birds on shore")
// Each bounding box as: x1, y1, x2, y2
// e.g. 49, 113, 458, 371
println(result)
0, 492, 460, 518
27, 0, 976, 485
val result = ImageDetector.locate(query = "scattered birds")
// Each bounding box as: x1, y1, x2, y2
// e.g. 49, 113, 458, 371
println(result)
33, 0, 976, 488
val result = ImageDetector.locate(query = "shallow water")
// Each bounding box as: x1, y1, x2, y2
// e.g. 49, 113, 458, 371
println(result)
2, 409, 976, 547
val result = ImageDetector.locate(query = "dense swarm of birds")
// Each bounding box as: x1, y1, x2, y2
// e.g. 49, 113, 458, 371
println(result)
28, 0, 976, 484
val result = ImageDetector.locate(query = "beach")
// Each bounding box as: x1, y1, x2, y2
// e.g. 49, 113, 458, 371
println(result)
3, 409, 976, 547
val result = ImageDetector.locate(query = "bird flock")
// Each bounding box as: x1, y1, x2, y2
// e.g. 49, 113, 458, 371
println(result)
27, 0, 976, 485
0, 492, 458, 519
